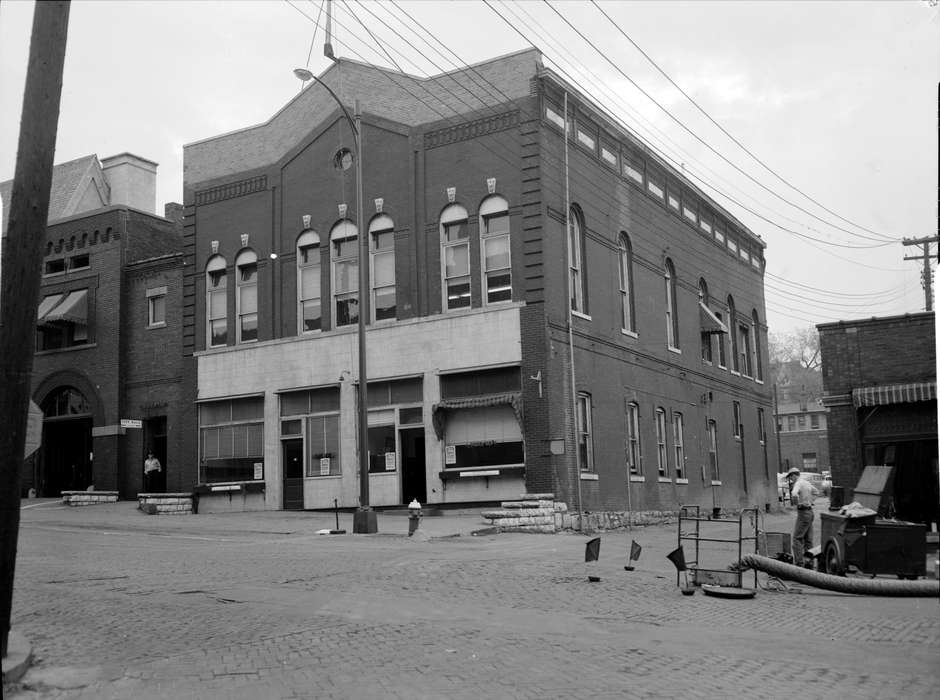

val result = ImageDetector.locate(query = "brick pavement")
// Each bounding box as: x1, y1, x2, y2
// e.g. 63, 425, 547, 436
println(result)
5, 499, 939, 699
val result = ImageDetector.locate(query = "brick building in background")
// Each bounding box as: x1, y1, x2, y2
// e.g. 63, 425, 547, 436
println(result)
775, 398, 829, 475
818, 312, 938, 525
0, 153, 186, 497
182, 49, 777, 515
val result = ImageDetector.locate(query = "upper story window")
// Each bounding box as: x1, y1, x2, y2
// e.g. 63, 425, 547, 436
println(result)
36, 288, 89, 351
627, 401, 641, 474
206, 255, 227, 347
714, 227, 726, 245
147, 286, 167, 327
440, 204, 470, 311
727, 296, 739, 372
810, 413, 820, 429
69, 254, 89, 271
624, 155, 644, 185
479, 195, 511, 304
235, 249, 258, 343
331, 220, 359, 327
618, 233, 635, 333
577, 392, 594, 472
787, 415, 796, 431
672, 412, 685, 479
568, 206, 587, 314
369, 215, 396, 321
752, 310, 763, 381
757, 408, 767, 444
733, 401, 742, 439
714, 310, 727, 368
664, 258, 679, 349
738, 320, 752, 377
655, 407, 668, 476
544, 100, 565, 130
297, 230, 321, 333
600, 144, 618, 168
699, 279, 712, 363
707, 419, 719, 481
576, 119, 597, 152
682, 196, 697, 224
647, 169, 664, 200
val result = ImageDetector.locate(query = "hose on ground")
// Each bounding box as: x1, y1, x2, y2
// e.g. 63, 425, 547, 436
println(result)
741, 553, 939, 597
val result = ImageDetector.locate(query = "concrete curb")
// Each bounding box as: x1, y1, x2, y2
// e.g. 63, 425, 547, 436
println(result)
1, 630, 33, 684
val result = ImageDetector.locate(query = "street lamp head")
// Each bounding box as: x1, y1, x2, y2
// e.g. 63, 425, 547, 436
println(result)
293, 68, 314, 82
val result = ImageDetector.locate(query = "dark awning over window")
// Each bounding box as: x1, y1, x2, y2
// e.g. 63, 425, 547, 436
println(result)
36, 293, 66, 321
699, 302, 728, 335
852, 382, 936, 408
41, 289, 87, 325
431, 392, 523, 439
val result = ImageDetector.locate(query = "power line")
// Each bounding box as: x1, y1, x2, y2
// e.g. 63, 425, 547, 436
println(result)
587, 0, 897, 244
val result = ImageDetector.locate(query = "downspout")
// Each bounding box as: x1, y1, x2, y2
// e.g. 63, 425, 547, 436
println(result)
562, 91, 583, 524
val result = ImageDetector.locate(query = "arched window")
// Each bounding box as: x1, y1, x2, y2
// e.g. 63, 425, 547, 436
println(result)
752, 309, 763, 381
699, 279, 712, 362
707, 419, 719, 482
42, 386, 91, 417
235, 249, 258, 343
727, 295, 738, 372
576, 392, 594, 472
664, 258, 679, 349
440, 204, 470, 310
297, 230, 321, 333
206, 255, 227, 347
672, 412, 685, 479
655, 407, 668, 476
331, 220, 359, 327
369, 215, 396, 321
626, 401, 641, 474
619, 233, 635, 333
479, 195, 511, 303
568, 206, 586, 313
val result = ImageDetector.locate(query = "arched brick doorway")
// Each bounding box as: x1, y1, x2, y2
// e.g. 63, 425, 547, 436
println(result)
39, 386, 94, 495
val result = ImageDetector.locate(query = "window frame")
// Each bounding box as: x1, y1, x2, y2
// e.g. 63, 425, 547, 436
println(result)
664, 258, 679, 350
369, 215, 396, 322
568, 206, 587, 314
198, 397, 264, 483
235, 249, 258, 344
147, 286, 167, 328
727, 296, 739, 372
331, 219, 360, 327
206, 255, 227, 348
699, 279, 712, 363
618, 233, 636, 334
733, 401, 742, 439
479, 196, 512, 305
576, 392, 595, 472
655, 407, 668, 476
672, 411, 685, 479
297, 230, 322, 333
707, 419, 719, 482
627, 401, 641, 474
440, 204, 471, 311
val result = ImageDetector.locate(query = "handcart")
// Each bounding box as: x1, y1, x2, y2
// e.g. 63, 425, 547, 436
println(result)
678, 505, 758, 590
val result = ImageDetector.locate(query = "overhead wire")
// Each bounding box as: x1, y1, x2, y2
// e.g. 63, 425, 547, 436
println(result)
539, 0, 898, 246
587, 0, 897, 243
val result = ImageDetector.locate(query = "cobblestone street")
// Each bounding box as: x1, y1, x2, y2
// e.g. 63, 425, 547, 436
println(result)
5, 501, 939, 699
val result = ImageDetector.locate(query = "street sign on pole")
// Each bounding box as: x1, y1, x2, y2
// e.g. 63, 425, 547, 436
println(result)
24, 400, 43, 458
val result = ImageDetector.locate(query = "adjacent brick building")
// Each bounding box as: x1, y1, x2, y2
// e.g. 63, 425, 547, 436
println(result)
775, 398, 830, 475
1, 154, 186, 497
818, 312, 937, 524
182, 50, 777, 516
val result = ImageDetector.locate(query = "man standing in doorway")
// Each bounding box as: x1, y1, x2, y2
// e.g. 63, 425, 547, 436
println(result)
787, 466, 819, 568
144, 451, 162, 493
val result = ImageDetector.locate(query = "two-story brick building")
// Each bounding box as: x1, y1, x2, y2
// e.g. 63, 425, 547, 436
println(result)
818, 312, 937, 525
1, 153, 187, 497
181, 49, 777, 516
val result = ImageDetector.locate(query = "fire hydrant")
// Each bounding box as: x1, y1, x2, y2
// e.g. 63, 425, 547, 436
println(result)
408, 499, 422, 536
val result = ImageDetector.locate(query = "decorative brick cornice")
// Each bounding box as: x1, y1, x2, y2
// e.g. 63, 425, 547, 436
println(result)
424, 111, 519, 149
195, 175, 267, 206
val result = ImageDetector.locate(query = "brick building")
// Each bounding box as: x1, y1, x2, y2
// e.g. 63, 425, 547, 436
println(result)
1, 153, 186, 497
818, 312, 938, 525
182, 50, 777, 515
775, 399, 829, 475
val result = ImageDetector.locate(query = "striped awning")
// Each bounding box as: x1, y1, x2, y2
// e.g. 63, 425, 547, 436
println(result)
431, 392, 523, 440
699, 302, 728, 335
852, 382, 936, 408
41, 289, 87, 325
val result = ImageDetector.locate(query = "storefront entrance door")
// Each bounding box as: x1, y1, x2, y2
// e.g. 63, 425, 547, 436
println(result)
399, 428, 426, 505
282, 438, 304, 510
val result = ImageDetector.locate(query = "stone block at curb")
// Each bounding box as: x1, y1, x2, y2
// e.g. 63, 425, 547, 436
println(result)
481, 507, 555, 520
137, 493, 194, 515
1, 629, 33, 684
62, 491, 119, 506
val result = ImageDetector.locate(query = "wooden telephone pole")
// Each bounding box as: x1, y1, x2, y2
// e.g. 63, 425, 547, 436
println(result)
903, 236, 938, 312
0, 1, 70, 659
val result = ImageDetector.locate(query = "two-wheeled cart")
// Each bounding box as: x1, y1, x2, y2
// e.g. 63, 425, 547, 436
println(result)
678, 505, 759, 590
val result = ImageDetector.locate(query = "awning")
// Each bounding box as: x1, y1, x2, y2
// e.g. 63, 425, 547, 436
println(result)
41, 289, 87, 325
431, 392, 523, 440
36, 293, 66, 322
699, 302, 728, 335
852, 381, 936, 408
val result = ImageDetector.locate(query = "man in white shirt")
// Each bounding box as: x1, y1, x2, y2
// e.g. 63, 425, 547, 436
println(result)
787, 467, 819, 568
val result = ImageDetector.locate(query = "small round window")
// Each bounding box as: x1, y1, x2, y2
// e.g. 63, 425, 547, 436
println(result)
333, 148, 354, 171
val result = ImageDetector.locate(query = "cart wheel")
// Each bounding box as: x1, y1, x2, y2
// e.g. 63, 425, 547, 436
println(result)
823, 538, 845, 576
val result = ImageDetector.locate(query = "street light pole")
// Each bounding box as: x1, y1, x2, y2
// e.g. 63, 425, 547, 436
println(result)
293, 69, 376, 532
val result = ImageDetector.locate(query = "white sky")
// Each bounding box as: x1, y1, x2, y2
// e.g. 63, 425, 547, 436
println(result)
1, 0, 937, 337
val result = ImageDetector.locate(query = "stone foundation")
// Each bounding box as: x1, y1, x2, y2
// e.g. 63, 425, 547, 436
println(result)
61, 491, 119, 506
138, 493, 194, 515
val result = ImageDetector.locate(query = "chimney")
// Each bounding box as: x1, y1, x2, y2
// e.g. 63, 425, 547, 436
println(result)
164, 202, 184, 227
100, 153, 158, 214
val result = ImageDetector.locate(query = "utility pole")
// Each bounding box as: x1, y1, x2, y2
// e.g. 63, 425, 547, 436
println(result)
903, 236, 938, 312
0, 1, 70, 659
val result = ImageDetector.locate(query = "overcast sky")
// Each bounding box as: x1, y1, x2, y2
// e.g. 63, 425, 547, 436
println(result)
1, 0, 937, 337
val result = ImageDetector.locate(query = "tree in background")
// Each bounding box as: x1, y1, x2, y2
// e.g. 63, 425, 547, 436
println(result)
769, 327, 823, 403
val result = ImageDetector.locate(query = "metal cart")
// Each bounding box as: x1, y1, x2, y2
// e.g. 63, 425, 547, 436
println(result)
678, 505, 759, 589
821, 465, 927, 579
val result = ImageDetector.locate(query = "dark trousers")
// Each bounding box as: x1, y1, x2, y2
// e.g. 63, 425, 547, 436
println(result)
144, 471, 161, 493
792, 507, 814, 564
